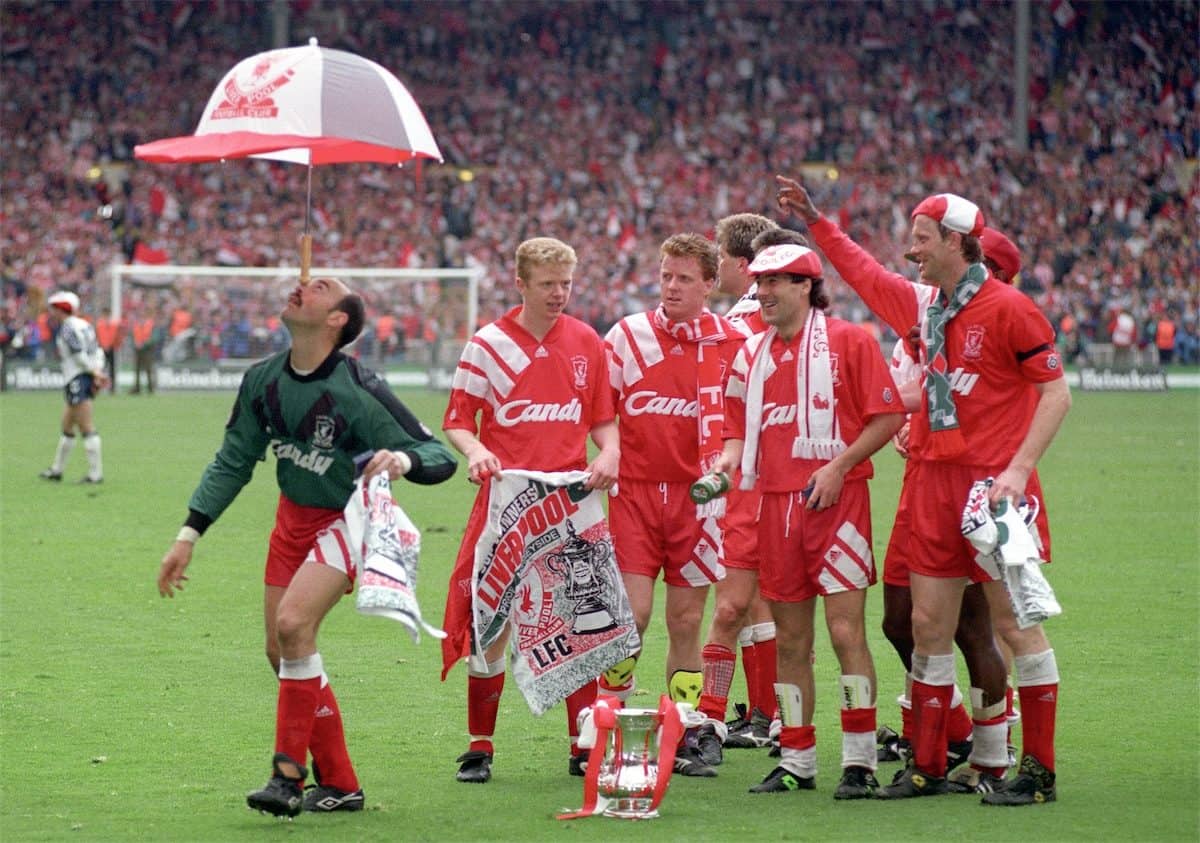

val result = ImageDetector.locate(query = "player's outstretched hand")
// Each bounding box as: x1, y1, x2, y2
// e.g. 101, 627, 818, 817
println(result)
775, 175, 821, 225
157, 543, 193, 598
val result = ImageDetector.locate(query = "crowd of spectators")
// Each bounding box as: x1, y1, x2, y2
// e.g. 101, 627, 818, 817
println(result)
2, 0, 1197, 373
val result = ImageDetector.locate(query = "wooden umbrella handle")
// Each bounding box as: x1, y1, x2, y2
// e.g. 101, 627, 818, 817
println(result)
300, 234, 313, 284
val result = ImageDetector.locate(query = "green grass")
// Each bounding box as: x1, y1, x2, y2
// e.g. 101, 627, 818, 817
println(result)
1, 388, 1198, 841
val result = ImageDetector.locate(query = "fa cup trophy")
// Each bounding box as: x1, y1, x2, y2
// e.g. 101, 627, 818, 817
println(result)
596, 707, 664, 818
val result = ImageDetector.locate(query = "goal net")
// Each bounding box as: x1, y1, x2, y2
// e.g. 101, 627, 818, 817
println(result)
108, 262, 483, 390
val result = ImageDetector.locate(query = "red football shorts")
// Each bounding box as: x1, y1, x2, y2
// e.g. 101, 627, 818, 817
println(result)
610, 478, 724, 587
758, 480, 876, 603
904, 461, 1052, 581
265, 494, 353, 591
720, 485, 761, 570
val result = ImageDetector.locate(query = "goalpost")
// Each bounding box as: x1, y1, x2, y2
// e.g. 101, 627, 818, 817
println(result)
109, 262, 483, 389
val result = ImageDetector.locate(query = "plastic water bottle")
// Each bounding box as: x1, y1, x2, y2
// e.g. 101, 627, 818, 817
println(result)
689, 472, 730, 504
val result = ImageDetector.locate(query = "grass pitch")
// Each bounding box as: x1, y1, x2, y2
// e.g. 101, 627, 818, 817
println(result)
1, 387, 1197, 841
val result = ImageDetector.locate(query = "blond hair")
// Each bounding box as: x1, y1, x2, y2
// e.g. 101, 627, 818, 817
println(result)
516, 237, 577, 280
660, 232, 718, 280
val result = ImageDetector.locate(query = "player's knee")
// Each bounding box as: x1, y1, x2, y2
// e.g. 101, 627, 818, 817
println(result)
275, 606, 315, 649
666, 605, 705, 639
710, 597, 747, 636
827, 615, 866, 657
1001, 621, 1050, 656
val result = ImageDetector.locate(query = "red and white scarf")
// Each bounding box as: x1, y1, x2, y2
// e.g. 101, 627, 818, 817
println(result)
651, 305, 731, 517
739, 308, 845, 490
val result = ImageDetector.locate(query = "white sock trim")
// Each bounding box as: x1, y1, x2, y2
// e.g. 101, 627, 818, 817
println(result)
841, 729, 877, 771
967, 719, 1010, 768
1015, 649, 1059, 686
780, 745, 816, 778
751, 622, 776, 642
279, 653, 323, 681
911, 652, 955, 686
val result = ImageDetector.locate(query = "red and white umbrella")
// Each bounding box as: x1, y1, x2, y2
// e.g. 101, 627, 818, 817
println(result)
135, 39, 442, 280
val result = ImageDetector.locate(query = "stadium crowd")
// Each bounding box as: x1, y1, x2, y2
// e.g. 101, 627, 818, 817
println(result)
1, 0, 1197, 372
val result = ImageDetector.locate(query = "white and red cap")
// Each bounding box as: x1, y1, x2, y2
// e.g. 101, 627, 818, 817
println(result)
748, 244, 823, 278
48, 291, 80, 315
911, 193, 985, 237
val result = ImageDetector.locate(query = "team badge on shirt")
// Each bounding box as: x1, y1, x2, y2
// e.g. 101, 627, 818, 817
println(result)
963, 326, 985, 360
313, 415, 336, 449
571, 355, 588, 388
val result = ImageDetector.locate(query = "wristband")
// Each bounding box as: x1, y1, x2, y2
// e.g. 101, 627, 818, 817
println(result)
394, 450, 413, 476
176, 526, 200, 544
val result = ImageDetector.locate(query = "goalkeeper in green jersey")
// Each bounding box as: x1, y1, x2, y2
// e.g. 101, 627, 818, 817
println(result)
156, 277, 457, 818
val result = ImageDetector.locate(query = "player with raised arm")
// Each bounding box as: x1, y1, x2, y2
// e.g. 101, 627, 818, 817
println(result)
778, 176, 1069, 806
440, 237, 619, 784
156, 278, 458, 818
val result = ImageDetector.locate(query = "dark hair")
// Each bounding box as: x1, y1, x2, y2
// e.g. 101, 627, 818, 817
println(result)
750, 228, 829, 310
333, 294, 365, 348
750, 227, 810, 253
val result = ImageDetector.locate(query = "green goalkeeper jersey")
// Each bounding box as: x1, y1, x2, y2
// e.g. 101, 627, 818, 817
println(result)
185, 349, 457, 531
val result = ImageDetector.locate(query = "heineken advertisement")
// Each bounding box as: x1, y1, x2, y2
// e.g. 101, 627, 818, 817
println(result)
1076, 367, 1169, 392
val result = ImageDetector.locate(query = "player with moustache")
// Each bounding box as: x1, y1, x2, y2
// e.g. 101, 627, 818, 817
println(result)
157, 277, 458, 818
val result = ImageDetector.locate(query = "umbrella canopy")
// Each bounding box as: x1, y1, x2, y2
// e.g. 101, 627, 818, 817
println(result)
135, 39, 441, 166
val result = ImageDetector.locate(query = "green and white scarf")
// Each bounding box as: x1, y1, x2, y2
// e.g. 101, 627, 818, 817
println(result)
923, 263, 987, 459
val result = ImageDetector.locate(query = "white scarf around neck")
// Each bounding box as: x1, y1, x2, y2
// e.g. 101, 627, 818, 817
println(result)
740, 308, 845, 489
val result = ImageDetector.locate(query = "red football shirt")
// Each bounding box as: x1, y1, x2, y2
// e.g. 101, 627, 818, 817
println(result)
809, 217, 1064, 469
606, 311, 743, 482
724, 317, 903, 493
443, 308, 614, 472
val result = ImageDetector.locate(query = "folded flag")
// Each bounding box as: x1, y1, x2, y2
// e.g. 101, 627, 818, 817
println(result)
961, 478, 1062, 630
344, 454, 444, 642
